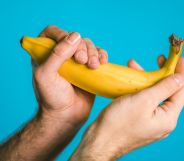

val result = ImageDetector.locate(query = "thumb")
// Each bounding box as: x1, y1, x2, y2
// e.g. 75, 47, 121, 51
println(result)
141, 74, 184, 107
42, 32, 81, 73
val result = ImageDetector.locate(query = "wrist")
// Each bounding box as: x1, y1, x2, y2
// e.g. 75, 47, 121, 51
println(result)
71, 119, 134, 161
70, 123, 117, 161
39, 103, 85, 129
38, 106, 79, 133
33, 107, 80, 152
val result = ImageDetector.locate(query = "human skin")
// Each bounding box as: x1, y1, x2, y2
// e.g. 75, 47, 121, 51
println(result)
32, 25, 109, 127
70, 56, 184, 161
0, 26, 110, 161
0, 25, 179, 161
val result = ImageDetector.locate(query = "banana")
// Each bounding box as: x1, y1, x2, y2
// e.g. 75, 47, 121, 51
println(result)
21, 35, 184, 98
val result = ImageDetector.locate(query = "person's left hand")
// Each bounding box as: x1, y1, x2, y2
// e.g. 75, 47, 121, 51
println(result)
70, 56, 184, 161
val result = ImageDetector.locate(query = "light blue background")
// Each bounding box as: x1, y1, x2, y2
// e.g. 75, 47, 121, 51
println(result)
0, 0, 184, 160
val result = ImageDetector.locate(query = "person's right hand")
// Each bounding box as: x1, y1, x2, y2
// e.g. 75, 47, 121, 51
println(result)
0, 26, 110, 161
32, 25, 108, 127
70, 56, 184, 161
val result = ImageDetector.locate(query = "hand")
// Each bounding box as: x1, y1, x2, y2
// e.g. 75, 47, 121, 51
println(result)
70, 56, 184, 161
32, 25, 108, 127
0, 27, 110, 161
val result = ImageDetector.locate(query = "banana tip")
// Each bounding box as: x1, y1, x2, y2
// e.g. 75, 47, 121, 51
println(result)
20, 37, 24, 46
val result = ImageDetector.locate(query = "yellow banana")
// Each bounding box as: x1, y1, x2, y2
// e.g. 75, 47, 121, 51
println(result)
21, 35, 184, 98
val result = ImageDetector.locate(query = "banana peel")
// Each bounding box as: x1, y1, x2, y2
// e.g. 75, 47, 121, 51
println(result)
20, 35, 184, 98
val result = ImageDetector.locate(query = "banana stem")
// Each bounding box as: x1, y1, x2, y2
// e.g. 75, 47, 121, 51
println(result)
163, 34, 184, 75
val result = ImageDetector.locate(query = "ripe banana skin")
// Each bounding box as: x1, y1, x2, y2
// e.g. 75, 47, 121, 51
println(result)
21, 35, 184, 98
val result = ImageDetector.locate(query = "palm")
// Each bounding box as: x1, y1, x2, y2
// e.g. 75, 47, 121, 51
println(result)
72, 86, 95, 122
34, 72, 95, 124
60, 79, 95, 123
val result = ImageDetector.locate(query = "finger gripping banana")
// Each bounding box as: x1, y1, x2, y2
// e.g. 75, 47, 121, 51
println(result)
21, 35, 184, 98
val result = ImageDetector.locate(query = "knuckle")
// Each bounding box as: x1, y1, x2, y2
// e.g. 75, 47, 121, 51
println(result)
167, 74, 181, 89
87, 46, 98, 53
98, 48, 107, 54
88, 44, 97, 50
83, 38, 91, 42
172, 74, 184, 87
88, 49, 98, 57
138, 90, 155, 105
46, 25, 57, 30
80, 39, 87, 49
45, 25, 67, 42
84, 38, 94, 45
57, 31, 68, 41
170, 75, 178, 86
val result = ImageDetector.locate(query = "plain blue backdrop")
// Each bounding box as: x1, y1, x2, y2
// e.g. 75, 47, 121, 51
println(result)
0, 0, 184, 160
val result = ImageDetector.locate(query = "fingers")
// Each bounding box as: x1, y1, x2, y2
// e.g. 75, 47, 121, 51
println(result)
128, 55, 166, 71
157, 55, 184, 74
39, 25, 68, 42
74, 39, 88, 64
141, 74, 184, 107
84, 38, 100, 69
39, 26, 108, 69
175, 57, 184, 73
74, 39, 108, 67
41, 32, 81, 73
128, 59, 144, 71
74, 40, 108, 66
157, 55, 166, 68
73, 40, 108, 67
161, 87, 184, 116
127, 55, 166, 71
160, 57, 184, 115
97, 47, 108, 64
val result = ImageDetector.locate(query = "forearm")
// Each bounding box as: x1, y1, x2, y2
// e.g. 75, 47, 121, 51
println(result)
0, 109, 79, 161
69, 123, 117, 161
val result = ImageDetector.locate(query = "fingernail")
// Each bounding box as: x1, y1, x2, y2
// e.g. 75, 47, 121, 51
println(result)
173, 74, 184, 87
99, 53, 105, 59
76, 50, 87, 63
65, 32, 81, 45
89, 56, 98, 65
99, 53, 107, 64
